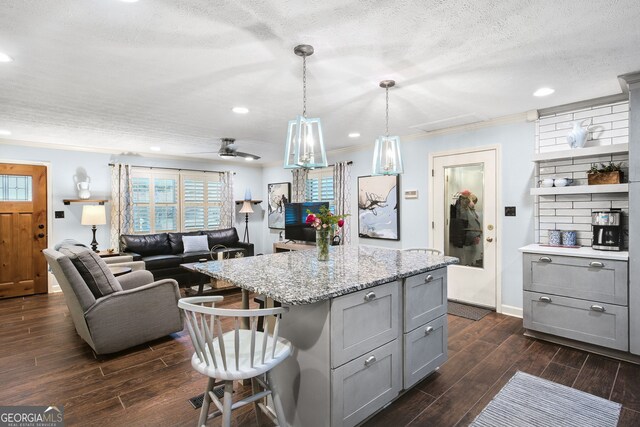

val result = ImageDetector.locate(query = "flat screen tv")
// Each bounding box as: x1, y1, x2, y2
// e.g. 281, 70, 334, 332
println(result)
284, 202, 330, 243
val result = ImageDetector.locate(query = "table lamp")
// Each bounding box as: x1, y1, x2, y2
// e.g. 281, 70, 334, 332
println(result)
81, 205, 107, 252
239, 201, 253, 244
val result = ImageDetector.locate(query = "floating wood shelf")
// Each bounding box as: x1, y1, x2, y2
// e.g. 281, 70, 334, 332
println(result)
63, 199, 109, 205
235, 200, 262, 205
532, 143, 629, 162
529, 183, 628, 196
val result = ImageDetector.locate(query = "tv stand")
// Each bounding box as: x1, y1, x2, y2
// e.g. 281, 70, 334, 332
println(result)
273, 241, 316, 253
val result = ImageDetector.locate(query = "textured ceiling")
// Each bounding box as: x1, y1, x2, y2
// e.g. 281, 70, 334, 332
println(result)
1, 0, 639, 163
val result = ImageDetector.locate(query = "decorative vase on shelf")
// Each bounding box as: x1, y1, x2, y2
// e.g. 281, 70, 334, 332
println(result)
316, 229, 331, 261
566, 119, 590, 149
77, 181, 91, 199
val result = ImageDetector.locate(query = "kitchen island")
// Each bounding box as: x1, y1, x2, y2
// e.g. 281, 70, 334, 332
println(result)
194, 245, 458, 426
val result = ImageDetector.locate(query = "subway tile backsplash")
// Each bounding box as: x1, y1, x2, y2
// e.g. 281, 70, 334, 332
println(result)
534, 100, 629, 248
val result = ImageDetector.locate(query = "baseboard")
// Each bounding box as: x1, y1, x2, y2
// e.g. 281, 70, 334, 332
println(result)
500, 304, 523, 318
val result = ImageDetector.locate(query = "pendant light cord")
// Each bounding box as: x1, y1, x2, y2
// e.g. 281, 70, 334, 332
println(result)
385, 86, 390, 137
302, 54, 307, 118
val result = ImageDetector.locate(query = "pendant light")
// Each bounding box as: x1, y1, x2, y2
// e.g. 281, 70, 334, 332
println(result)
372, 80, 403, 175
284, 44, 327, 169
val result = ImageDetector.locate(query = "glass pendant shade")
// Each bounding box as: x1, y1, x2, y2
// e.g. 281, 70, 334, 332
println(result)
284, 115, 327, 169
372, 135, 403, 175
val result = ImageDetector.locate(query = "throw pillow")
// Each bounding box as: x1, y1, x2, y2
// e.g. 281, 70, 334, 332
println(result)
183, 235, 209, 253
59, 245, 123, 298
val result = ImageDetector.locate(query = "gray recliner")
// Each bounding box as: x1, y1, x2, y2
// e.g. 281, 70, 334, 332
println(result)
44, 247, 184, 355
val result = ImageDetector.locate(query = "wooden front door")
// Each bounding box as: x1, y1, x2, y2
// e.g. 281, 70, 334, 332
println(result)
0, 163, 48, 298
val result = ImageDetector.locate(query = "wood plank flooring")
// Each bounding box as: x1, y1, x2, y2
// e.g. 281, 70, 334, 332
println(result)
1, 291, 639, 426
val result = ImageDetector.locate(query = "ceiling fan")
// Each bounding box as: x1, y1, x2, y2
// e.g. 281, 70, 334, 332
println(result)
191, 138, 261, 161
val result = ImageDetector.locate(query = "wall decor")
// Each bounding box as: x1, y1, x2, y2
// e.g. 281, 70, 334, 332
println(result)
267, 182, 291, 229
358, 175, 400, 240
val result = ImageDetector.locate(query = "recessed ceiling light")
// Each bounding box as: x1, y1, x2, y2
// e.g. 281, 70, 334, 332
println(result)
0, 52, 13, 63
533, 87, 555, 97
0, 129, 11, 136
348, 132, 360, 138
149, 146, 161, 151
232, 107, 249, 114
244, 157, 254, 161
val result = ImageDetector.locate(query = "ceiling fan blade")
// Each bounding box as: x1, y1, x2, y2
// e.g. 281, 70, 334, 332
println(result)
235, 151, 261, 160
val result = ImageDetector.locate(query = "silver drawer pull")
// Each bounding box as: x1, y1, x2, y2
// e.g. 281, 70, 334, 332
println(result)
589, 261, 605, 268
364, 355, 376, 367
539, 296, 552, 303
425, 274, 433, 283
364, 292, 376, 302
425, 326, 434, 335
590, 305, 606, 313
539, 256, 552, 263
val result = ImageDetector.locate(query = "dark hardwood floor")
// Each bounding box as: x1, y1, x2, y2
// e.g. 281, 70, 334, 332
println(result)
1, 291, 639, 426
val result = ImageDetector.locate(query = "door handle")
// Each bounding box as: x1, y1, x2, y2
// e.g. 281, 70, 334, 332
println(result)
486, 237, 493, 242
364, 355, 376, 367
38, 224, 45, 229
590, 305, 606, 312
589, 261, 604, 268
539, 257, 552, 263
425, 326, 434, 335
364, 292, 376, 302
37, 233, 45, 238
539, 296, 552, 303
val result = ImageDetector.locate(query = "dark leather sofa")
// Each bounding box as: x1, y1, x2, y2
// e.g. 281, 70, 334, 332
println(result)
120, 228, 253, 285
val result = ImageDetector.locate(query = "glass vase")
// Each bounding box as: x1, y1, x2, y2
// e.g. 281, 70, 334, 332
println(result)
316, 228, 331, 261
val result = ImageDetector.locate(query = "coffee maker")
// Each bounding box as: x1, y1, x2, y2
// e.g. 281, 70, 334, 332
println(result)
592, 210, 623, 251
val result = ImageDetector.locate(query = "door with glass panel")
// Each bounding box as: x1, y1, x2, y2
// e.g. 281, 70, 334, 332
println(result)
0, 163, 48, 298
431, 149, 497, 309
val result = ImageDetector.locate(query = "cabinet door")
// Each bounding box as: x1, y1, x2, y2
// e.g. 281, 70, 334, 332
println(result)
403, 314, 447, 389
331, 339, 402, 427
523, 291, 629, 351
331, 281, 400, 368
523, 253, 628, 305
404, 268, 447, 332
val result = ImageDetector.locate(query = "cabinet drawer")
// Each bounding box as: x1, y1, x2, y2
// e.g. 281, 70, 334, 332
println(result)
331, 281, 400, 368
523, 291, 629, 351
403, 314, 447, 389
331, 339, 402, 427
404, 268, 447, 332
523, 254, 628, 305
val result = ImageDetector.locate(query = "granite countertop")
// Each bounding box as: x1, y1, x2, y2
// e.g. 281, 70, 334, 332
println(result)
193, 245, 459, 305
519, 244, 628, 261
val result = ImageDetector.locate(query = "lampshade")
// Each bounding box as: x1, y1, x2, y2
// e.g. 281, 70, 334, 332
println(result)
81, 205, 106, 225
372, 80, 404, 175
283, 44, 327, 169
239, 201, 254, 214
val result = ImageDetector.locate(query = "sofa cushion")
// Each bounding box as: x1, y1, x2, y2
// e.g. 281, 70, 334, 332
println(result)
202, 228, 239, 248
59, 245, 123, 298
121, 233, 172, 256
141, 254, 183, 270
183, 235, 209, 253
168, 231, 201, 254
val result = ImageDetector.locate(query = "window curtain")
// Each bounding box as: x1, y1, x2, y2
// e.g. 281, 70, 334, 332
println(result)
219, 171, 234, 228
333, 161, 352, 245
110, 163, 133, 250
291, 169, 309, 203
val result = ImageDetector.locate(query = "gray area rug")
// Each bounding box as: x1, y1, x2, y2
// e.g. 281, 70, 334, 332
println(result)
470, 371, 622, 427
447, 301, 491, 321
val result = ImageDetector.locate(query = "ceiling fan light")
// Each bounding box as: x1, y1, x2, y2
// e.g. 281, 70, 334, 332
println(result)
372, 135, 403, 175
284, 115, 327, 169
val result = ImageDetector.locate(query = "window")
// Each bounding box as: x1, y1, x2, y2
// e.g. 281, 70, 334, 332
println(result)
0, 175, 32, 201
306, 167, 334, 211
131, 168, 222, 234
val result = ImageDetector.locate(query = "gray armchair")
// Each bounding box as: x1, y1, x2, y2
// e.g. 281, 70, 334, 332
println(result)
44, 247, 183, 355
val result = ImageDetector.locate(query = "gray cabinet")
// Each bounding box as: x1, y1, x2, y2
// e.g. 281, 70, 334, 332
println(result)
524, 253, 628, 305
403, 313, 447, 388
330, 280, 400, 368
523, 291, 629, 351
404, 269, 447, 333
331, 339, 402, 427
522, 251, 629, 352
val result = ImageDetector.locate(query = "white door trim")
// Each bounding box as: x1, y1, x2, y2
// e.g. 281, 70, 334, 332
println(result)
428, 144, 503, 314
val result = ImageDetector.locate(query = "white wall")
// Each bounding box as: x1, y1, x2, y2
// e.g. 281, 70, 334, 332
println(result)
261, 120, 536, 310
0, 143, 264, 252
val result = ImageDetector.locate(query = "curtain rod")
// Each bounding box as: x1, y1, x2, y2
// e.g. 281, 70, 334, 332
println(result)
108, 163, 235, 175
